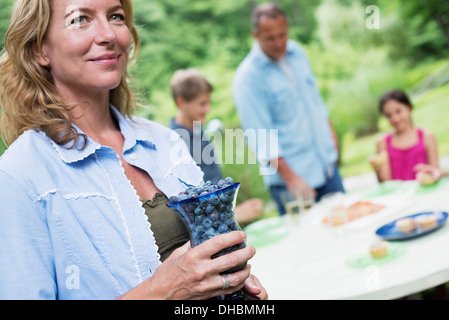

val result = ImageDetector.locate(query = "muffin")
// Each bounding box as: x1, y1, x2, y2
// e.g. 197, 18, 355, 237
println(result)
416, 214, 438, 230
417, 172, 436, 186
369, 241, 388, 259
371, 151, 388, 167
395, 218, 417, 233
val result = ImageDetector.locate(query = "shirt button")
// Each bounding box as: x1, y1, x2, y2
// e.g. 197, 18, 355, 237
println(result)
129, 154, 137, 160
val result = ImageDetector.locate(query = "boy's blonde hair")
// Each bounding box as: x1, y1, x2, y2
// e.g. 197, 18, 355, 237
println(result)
0, 0, 140, 149
170, 69, 213, 103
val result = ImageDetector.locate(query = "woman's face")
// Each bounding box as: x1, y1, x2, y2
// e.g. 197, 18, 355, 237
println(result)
382, 99, 412, 132
37, 0, 131, 96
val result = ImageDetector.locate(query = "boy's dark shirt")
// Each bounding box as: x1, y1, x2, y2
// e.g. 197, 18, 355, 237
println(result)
170, 118, 222, 184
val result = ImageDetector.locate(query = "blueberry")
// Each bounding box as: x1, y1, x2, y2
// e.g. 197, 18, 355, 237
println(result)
203, 218, 213, 228
209, 211, 219, 221
218, 203, 227, 212
227, 219, 236, 228
217, 179, 226, 188
195, 225, 205, 234
209, 196, 219, 206
194, 187, 202, 194
219, 194, 230, 204
218, 224, 229, 233
195, 215, 204, 225
204, 228, 216, 237
205, 205, 215, 214
194, 207, 203, 216
225, 177, 234, 185
185, 203, 196, 212
200, 228, 216, 242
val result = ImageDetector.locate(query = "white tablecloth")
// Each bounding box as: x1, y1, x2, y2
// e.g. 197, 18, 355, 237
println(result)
249, 180, 449, 300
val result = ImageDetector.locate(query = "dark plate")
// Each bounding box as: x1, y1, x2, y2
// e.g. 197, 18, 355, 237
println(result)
375, 211, 448, 241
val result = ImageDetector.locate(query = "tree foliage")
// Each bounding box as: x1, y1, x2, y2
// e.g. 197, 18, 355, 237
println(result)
0, 0, 448, 188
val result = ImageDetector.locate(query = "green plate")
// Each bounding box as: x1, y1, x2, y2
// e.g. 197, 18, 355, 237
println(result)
416, 178, 449, 194
346, 242, 406, 268
244, 217, 288, 248
362, 180, 403, 198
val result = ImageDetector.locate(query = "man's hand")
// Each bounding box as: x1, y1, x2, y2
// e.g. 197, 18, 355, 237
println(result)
273, 157, 316, 200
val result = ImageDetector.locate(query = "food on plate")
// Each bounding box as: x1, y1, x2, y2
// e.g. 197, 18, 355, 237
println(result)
369, 241, 388, 259
370, 150, 388, 167
322, 201, 385, 225
328, 207, 347, 226
345, 201, 386, 221
416, 172, 436, 186
416, 214, 438, 230
395, 217, 417, 233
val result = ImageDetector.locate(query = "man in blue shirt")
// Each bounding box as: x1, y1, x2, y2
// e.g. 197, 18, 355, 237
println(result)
232, 3, 345, 215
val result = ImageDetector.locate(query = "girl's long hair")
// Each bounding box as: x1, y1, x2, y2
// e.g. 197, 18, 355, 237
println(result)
0, 0, 140, 149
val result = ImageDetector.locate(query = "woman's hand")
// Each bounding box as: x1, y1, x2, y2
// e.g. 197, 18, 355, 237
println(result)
242, 274, 268, 300
119, 231, 256, 300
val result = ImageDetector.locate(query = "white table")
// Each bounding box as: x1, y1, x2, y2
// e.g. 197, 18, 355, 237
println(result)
248, 180, 449, 300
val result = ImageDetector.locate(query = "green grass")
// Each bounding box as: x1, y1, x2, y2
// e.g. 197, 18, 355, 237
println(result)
340, 133, 378, 177
340, 82, 449, 177
412, 84, 449, 156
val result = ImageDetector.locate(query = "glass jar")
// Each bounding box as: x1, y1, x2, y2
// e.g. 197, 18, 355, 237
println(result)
167, 182, 257, 300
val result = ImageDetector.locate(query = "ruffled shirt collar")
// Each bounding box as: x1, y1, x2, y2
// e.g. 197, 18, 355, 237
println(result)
50, 105, 157, 164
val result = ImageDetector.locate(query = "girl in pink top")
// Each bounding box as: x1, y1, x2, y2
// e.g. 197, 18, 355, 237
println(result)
370, 90, 439, 182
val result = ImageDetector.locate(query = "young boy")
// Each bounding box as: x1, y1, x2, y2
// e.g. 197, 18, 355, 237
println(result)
170, 68, 263, 224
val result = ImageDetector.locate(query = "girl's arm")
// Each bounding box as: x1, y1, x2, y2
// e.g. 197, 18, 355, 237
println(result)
370, 136, 392, 182
423, 130, 439, 168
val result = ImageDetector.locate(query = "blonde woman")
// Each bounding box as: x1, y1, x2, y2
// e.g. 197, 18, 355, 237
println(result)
0, 0, 266, 300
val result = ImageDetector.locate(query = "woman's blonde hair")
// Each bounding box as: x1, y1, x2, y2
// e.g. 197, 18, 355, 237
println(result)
0, 0, 140, 148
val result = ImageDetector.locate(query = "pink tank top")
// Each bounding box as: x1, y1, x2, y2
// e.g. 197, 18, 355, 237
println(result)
386, 129, 428, 181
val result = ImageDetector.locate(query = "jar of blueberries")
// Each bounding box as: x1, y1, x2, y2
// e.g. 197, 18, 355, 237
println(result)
167, 177, 258, 300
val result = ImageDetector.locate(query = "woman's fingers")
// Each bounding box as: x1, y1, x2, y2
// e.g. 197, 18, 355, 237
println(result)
196, 231, 247, 257
149, 231, 257, 300
213, 264, 252, 296
212, 244, 256, 275
243, 274, 268, 300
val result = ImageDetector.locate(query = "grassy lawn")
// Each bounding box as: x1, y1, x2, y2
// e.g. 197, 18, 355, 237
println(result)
340, 82, 449, 178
